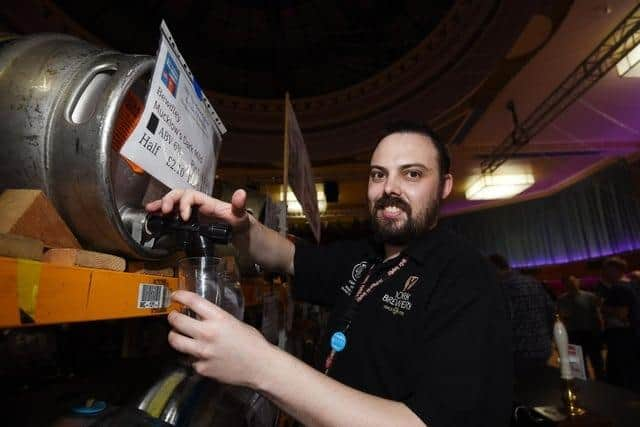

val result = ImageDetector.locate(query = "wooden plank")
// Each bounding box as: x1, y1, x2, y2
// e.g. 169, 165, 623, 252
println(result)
0, 233, 43, 260
86, 271, 179, 321
0, 189, 81, 249
0, 257, 179, 327
35, 262, 92, 324
43, 248, 126, 272
127, 261, 175, 277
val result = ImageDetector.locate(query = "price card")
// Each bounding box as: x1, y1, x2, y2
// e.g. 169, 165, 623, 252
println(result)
120, 20, 226, 194
568, 344, 587, 380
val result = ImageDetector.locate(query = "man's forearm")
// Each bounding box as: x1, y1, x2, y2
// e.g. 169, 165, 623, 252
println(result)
233, 215, 295, 275
252, 345, 425, 427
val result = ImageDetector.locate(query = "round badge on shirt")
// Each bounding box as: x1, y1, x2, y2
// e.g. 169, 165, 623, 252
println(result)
331, 332, 347, 352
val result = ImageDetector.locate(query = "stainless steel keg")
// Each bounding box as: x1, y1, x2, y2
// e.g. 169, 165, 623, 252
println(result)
0, 33, 218, 259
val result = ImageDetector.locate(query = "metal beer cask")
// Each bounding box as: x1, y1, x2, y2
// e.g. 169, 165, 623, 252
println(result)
0, 33, 173, 259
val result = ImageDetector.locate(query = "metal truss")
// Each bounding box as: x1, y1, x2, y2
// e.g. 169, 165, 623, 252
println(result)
481, 3, 640, 174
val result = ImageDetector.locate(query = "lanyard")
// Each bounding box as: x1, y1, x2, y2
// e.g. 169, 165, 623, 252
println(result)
324, 255, 408, 374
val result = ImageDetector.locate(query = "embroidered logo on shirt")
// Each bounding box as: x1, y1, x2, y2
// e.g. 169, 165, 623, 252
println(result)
341, 260, 369, 296
381, 275, 421, 316
352, 261, 369, 282
403, 275, 420, 291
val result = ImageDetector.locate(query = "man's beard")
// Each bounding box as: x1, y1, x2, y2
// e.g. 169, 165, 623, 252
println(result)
370, 191, 441, 246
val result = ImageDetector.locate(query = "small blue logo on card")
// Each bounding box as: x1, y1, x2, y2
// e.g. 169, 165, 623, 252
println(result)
161, 52, 180, 97
192, 77, 203, 100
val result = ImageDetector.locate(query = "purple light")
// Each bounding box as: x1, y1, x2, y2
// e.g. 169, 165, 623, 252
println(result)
511, 239, 640, 268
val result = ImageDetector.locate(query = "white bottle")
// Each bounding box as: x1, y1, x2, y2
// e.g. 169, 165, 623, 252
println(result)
553, 314, 573, 380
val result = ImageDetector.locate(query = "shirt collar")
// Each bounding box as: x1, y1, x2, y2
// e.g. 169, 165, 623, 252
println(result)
365, 225, 447, 266
403, 226, 447, 265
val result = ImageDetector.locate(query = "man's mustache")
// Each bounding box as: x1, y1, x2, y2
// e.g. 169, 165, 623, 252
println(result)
373, 195, 411, 215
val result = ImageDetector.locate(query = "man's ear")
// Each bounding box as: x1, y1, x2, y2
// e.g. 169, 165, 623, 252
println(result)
441, 174, 453, 199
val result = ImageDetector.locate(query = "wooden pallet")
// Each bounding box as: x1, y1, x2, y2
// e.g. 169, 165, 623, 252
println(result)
0, 189, 179, 328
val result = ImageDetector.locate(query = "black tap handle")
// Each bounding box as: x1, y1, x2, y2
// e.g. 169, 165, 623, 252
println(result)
144, 213, 232, 248
200, 223, 232, 244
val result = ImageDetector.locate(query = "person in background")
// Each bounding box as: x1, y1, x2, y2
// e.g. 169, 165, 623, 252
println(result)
147, 122, 513, 426
627, 270, 640, 339
557, 275, 604, 380
628, 270, 640, 393
595, 257, 638, 390
489, 254, 555, 381
541, 280, 558, 302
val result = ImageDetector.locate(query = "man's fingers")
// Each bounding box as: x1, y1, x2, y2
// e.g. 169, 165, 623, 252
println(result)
230, 189, 247, 218
191, 360, 209, 376
167, 310, 204, 339
177, 190, 219, 221
155, 189, 211, 221
146, 188, 246, 226
171, 290, 224, 321
177, 191, 197, 221
195, 193, 236, 221
159, 189, 186, 215
167, 330, 200, 356
145, 199, 163, 213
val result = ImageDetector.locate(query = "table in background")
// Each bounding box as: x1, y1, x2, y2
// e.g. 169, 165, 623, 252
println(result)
514, 368, 640, 427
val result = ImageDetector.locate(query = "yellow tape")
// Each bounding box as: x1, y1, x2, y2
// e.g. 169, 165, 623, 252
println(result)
16, 259, 42, 320
146, 370, 188, 417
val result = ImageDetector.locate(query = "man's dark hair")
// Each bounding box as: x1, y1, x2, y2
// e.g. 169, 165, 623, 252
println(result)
602, 256, 627, 271
488, 253, 510, 271
382, 121, 451, 176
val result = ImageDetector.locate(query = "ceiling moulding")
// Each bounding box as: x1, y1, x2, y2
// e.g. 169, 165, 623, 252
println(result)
432, 108, 482, 146
209, 0, 506, 132
505, 14, 553, 60
216, 1, 572, 137
219, 1, 573, 164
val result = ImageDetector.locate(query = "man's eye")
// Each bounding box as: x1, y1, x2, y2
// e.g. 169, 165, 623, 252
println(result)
370, 171, 385, 181
405, 170, 422, 179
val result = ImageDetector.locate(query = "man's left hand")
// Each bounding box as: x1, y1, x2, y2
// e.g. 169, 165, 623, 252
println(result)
167, 290, 273, 388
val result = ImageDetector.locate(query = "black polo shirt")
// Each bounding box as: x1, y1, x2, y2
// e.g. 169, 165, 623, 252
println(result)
293, 226, 513, 427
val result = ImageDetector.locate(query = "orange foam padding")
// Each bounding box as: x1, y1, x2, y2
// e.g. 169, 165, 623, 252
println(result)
112, 91, 145, 174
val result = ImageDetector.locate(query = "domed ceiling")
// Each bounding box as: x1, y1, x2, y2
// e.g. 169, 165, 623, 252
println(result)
54, 0, 455, 99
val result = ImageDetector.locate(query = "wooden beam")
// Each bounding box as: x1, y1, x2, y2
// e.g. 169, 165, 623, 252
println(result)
43, 248, 126, 272
0, 189, 81, 249
0, 233, 43, 260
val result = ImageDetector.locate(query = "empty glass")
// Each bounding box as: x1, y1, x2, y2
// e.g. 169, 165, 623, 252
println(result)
178, 256, 244, 320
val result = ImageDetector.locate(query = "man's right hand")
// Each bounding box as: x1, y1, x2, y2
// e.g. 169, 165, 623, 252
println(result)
147, 188, 295, 275
145, 188, 251, 235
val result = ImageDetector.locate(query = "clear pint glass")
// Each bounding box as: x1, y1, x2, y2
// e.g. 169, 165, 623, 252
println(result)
178, 257, 224, 317
177, 256, 244, 320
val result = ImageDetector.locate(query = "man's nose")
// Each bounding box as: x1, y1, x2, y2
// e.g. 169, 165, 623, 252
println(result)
384, 174, 401, 196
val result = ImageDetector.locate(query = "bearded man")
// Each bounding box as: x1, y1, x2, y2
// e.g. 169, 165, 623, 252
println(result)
147, 121, 513, 427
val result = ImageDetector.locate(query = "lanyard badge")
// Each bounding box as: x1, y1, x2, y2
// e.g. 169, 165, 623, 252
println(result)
324, 256, 408, 374
331, 331, 347, 352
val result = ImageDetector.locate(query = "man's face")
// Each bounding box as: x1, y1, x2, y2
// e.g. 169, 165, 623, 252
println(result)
567, 275, 580, 293
603, 266, 624, 283
367, 132, 452, 245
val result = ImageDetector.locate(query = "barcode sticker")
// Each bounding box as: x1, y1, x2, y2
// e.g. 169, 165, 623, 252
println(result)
137, 283, 170, 309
